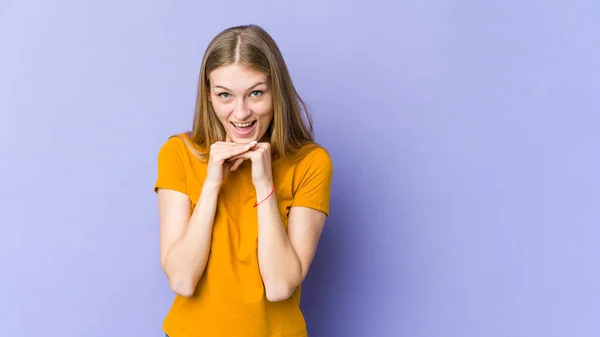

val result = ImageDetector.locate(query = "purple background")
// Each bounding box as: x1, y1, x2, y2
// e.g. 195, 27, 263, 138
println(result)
1, 0, 599, 336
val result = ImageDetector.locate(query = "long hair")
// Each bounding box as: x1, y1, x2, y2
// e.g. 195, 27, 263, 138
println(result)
181, 24, 316, 162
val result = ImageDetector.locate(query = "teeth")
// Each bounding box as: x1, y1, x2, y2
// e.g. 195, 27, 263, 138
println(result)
233, 122, 253, 127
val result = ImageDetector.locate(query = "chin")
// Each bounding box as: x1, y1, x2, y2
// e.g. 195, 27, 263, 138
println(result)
227, 132, 256, 144
224, 122, 270, 144
233, 138, 255, 144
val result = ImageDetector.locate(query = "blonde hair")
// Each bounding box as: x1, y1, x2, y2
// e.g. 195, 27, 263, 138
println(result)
181, 24, 317, 162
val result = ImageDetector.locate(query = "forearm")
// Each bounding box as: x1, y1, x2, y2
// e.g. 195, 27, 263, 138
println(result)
256, 183, 303, 302
163, 182, 220, 297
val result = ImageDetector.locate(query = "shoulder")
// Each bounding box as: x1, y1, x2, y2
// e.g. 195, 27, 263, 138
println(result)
296, 144, 332, 169
158, 132, 205, 158
288, 144, 333, 183
159, 133, 187, 151
286, 144, 333, 214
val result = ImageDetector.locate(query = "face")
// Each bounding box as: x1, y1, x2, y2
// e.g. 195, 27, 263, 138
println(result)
208, 63, 273, 144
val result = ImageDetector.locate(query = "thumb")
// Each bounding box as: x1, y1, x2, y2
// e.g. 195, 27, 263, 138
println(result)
230, 157, 245, 171
223, 161, 232, 177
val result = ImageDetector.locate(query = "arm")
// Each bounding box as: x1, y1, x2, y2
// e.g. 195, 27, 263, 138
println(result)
255, 184, 327, 302
155, 138, 256, 297
231, 143, 332, 302
157, 181, 221, 297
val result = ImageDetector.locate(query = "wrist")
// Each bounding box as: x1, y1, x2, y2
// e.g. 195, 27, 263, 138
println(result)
255, 181, 275, 200
202, 180, 222, 193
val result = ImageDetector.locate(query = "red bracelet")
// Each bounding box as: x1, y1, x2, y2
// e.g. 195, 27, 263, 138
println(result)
254, 184, 276, 207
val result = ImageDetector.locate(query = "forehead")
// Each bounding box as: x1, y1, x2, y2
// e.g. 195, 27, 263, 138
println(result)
209, 63, 268, 90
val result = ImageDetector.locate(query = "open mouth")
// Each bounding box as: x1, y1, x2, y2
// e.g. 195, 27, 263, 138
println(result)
231, 120, 256, 130
230, 120, 257, 137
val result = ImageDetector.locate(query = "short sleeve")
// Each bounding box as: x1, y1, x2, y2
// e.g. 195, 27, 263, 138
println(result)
290, 147, 333, 217
153, 136, 188, 194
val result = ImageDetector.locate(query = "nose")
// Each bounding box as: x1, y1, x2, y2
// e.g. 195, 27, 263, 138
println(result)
233, 98, 252, 120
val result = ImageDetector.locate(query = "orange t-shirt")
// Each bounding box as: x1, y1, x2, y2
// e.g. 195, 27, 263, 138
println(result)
153, 133, 333, 337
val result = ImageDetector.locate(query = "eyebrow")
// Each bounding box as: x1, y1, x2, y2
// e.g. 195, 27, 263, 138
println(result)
212, 82, 267, 91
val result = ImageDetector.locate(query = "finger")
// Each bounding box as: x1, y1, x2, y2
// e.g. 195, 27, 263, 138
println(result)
213, 141, 244, 148
250, 142, 269, 153
230, 157, 245, 171
233, 150, 263, 163
225, 141, 257, 158
213, 142, 254, 161
227, 151, 252, 161
230, 142, 261, 156
223, 161, 232, 178
227, 143, 262, 160
211, 141, 241, 153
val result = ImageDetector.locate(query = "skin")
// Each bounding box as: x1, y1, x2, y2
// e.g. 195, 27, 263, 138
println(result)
157, 63, 327, 301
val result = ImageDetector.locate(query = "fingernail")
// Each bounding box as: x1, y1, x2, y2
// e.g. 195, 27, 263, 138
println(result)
250, 141, 257, 146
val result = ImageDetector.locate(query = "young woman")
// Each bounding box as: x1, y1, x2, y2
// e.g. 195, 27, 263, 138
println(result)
153, 24, 333, 337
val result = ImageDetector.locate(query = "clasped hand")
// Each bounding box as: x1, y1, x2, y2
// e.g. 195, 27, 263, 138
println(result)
205, 140, 273, 189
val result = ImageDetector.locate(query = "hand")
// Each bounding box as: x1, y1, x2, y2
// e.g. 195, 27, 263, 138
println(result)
205, 141, 257, 187
228, 142, 274, 189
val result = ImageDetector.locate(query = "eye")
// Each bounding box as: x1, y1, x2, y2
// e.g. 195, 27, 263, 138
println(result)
250, 90, 263, 98
217, 92, 231, 99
